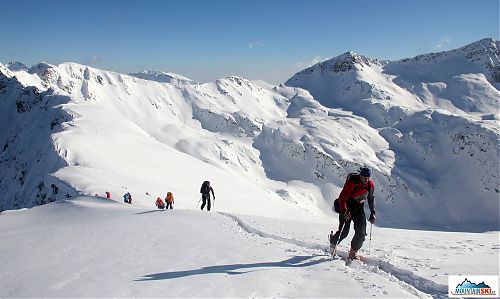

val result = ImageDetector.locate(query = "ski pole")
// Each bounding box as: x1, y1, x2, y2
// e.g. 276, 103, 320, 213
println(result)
368, 223, 373, 255
336, 220, 347, 248
196, 196, 202, 209
331, 219, 347, 257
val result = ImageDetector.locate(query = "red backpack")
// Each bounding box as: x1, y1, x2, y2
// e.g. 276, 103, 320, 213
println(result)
333, 172, 371, 213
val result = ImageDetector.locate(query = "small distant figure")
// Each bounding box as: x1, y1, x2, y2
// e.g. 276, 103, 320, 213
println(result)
123, 192, 132, 204
106, 191, 111, 199
165, 192, 174, 209
95, 194, 98, 197
200, 181, 215, 211
155, 197, 165, 209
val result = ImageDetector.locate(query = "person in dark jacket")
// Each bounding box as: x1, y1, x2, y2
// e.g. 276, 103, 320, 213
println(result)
329, 167, 376, 260
200, 181, 215, 211
123, 192, 132, 204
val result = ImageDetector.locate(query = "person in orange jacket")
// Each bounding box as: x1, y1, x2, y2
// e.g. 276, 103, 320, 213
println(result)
165, 192, 174, 209
155, 197, 165, 209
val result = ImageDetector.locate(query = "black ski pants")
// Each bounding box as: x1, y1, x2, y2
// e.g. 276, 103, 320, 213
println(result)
166, 202, 173, 209
201, 193, 211, 211
331, 200, 367, 251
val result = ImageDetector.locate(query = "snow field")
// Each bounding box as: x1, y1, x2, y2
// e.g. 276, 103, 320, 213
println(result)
1, 196, 498, 298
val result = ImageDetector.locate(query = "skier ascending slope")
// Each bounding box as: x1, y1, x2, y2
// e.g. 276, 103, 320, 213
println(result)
123, 192, 132, 204
329, 167, 376, 260
200, 181, 215, 211
155, 197, 165, 209
165, 192, 174, 210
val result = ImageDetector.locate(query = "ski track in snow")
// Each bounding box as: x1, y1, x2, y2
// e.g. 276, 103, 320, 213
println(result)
219, 212, 448, 299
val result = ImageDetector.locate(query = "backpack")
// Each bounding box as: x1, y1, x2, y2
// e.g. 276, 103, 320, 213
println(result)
166, 192, 174, 203
200, 181, 210, 194
333, 172, 371, 213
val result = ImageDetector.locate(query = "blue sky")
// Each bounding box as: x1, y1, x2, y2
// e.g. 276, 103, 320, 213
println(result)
1, 0, 498, 84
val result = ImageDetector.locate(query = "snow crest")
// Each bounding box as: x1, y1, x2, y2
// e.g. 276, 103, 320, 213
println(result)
1, 39, 499, 232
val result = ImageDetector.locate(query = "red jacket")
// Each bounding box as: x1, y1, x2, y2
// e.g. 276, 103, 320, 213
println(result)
155, 198, 164, 206
338, 177, 375, 214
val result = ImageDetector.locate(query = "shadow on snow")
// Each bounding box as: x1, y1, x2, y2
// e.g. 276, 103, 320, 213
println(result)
135, 255, 329, 281
134, 210, 166, 215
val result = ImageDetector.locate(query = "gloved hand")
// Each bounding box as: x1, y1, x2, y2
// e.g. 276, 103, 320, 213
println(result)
369, 212, 376, 224
343, 211, 352, 221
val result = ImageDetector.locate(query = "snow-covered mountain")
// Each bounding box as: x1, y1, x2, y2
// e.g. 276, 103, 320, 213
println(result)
286, 38, 499, 125
1, 38, 499, 232
285, 38, 500, 231
128, 70, 198, 85
6, 61, 30, 72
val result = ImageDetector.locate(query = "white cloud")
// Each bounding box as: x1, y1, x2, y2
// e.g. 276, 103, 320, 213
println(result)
436, 37, 451, 49
292, 56, 326, 69
248, 41, 264, 49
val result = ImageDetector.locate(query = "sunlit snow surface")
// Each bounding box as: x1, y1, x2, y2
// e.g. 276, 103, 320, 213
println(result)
0, 196, 497, 298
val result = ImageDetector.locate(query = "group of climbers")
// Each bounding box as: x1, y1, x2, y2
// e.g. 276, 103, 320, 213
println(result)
155, 192, 175, 210
98, 181, 216, 212
96, 167, 375, 262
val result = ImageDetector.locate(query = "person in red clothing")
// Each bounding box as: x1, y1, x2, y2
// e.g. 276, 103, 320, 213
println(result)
329, 167, 376, 259
155, 197, 165, 209
165, 192, 174, 210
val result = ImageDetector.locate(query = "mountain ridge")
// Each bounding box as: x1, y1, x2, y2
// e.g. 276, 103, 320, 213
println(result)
0, 38, 498, 231
128, 70, 198, 85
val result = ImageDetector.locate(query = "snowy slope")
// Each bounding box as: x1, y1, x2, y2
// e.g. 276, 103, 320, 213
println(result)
6, 61, 30, 72
285, 38, 499, 123
0, 196, 497, 298
0, 63, 75, 210
0, 62, 386, 218
1, 38, 499, 298
1, 38, 499, 232
129, 70, 198, 85
285, 38, 500, 231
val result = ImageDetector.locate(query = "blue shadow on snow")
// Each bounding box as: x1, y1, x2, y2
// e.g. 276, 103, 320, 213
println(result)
134, 210, 166, 215
135, 255, 328, 281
